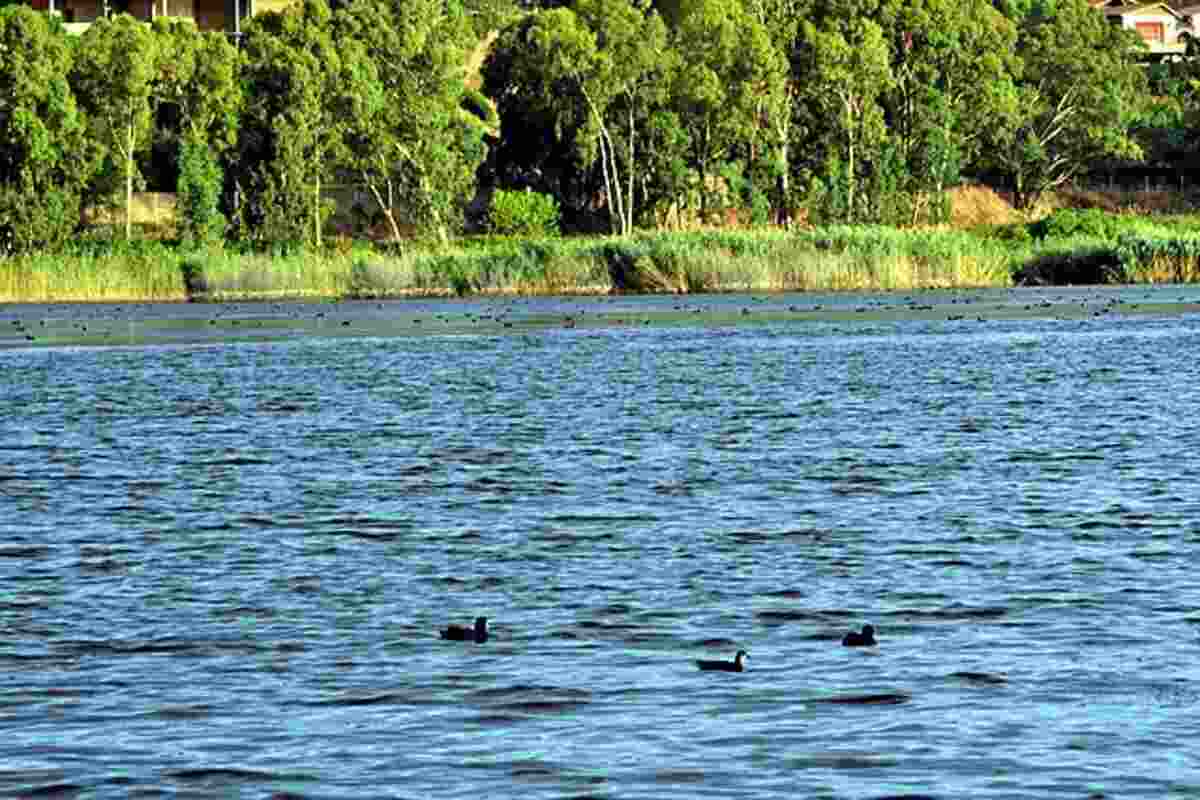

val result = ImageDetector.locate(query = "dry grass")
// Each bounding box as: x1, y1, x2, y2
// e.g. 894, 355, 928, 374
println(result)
949, 184, 1022, 227
1131, 256, 1200, 283
82, 193, 179, 238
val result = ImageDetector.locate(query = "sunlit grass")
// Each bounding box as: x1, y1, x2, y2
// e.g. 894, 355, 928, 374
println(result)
1115, 231, 1200, 284
9, 221, 1200, 304
0, 251, 188, 302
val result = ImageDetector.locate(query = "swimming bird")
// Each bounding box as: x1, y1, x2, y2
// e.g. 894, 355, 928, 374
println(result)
842, 624, 876, 647
441, 616, 488, 643
696, 650, 748, 672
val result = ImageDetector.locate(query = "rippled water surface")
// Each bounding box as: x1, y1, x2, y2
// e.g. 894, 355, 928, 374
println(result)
3, 287, 1200, 799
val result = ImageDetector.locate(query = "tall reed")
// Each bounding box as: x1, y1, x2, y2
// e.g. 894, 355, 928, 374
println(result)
12, 222, 1200, 304
1116, 231, 1200, 283
0, 250, 188, 302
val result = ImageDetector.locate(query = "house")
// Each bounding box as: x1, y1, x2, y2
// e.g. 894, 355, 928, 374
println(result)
1172, 2, 1200, 44
1090, 0, 1192, 56
22, 0, 291, 34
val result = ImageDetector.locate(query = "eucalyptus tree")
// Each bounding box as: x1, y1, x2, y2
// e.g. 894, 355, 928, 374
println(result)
484, 0, 675, 235
0, 7, 97, 252
668, 0, 784, 221
239, 0, 383, 246
71, 14, 162, 240
483, 13, 590, 220
983, 0, 1145, 208
153, 18, 241, 246
743, 0, 805, 218
574, 0, 675, 234
335, 0, 483, 241
795, 14, 892, 221
873, 0, 1017, 222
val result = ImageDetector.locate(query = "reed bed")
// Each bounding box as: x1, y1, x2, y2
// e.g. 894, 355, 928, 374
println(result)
597, 228, 1018, 293
0, 250, 188, 302
1115, 231, 1200, 283
185, 249, 355, 299
9, 222, 1200, 304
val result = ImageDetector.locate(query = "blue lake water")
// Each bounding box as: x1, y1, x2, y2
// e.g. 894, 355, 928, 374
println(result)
3, 286, 1200, 799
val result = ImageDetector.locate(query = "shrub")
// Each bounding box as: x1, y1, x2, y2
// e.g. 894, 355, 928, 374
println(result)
968, 222, 1032, 243
177, 137, 226, 249
1029, 208, 1121, 240
488, 188, 560, 237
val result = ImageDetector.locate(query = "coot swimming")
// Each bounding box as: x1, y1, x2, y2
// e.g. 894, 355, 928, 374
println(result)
441, 616, 488, 643
842, 624, 876, 647
696, 650, 748, 672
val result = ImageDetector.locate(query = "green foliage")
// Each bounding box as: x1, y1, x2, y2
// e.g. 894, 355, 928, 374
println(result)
238, 0, 383, 247
334, 0, 480, 241
1029, 208, 1119, 240
982, 0, 1145, 209
0, 6, 97, 253
969, 222, 1033, 243
0, 242, 189, 301
671, 0, 784, 221
0, 0, 1193, 265
796, 15, 893, 223
484, 0, 675, 235
488, 189, 561, 237
71, 14, 161, 241
176, 136, 226, 248
1116, 231, 1200, 282
1027, 209, 1166, 242
461, 86, 499, 129
862, 142, 911, 226
153, 18, 241, 151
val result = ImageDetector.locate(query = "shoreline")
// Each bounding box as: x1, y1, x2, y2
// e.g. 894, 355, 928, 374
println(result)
4, 219, 1200, 306
4, 286, 1199, 349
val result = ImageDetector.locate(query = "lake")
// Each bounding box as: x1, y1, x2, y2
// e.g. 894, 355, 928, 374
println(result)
3, 285, 1200, 799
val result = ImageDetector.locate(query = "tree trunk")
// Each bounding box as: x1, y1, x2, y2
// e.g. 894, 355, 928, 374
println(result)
778, 138, 789, 224
625, 101, 635, 236
313, 173, 322, 247
774, 89, 791, 225
365, 175, 403, 242
579, 84, 619, 235
844, 93, 856, 223
125, 120, 134, 241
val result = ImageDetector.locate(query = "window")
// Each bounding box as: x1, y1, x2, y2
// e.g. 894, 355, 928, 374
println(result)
1135, 21, 1166, 43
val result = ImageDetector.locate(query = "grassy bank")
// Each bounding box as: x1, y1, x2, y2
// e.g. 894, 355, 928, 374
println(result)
0, 247, 190, 302
5, 218, 1200, 304
0, 228, 1021, 303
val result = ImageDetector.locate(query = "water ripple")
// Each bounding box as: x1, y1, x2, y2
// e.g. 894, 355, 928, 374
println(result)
2, 293, 1199, 798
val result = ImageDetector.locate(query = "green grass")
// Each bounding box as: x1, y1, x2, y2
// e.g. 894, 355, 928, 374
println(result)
0, 248, 188, 302
1115, 230, 1200, 283
8, 221, 1200, 303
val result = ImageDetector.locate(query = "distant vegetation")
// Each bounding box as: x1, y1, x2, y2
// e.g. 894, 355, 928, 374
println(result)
4, 0, 1200, 298
7, 212, 1200, 302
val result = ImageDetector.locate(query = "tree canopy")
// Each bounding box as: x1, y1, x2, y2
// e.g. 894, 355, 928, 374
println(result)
0, 0, 1171, 248
0, 6, 97, 252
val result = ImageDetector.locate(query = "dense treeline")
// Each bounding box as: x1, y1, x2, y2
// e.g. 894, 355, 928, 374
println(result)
0, 0, 1194, 256
486, 0, 1160, 231
0, 0, 487, 253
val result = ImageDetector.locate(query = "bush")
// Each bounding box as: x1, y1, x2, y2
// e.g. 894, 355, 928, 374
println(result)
968, 222, 1032, 243
177, 137, 227, 249
1029, 208, 1122, 240
488, 189, 560, 237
